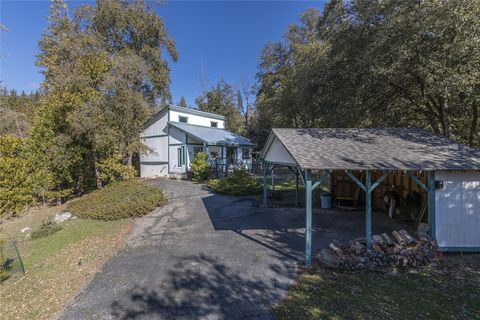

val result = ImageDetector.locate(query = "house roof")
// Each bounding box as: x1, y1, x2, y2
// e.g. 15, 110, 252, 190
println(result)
169, 122, 253, 146
261, 128, 480, 171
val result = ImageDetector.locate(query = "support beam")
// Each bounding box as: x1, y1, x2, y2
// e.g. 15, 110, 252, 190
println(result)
406, 172, 427, 191
312, 172, 330, 191
427, 171, 436, 240
295, 174, 299, 207
305, 169, 313, 266
365, 171, 372, 249
346, 171, 366, 191
263, 161, 269, 206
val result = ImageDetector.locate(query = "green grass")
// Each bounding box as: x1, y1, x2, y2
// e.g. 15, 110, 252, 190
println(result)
0, 217, 132, 320
275, 255, 480, 320
67, 179, 166, 220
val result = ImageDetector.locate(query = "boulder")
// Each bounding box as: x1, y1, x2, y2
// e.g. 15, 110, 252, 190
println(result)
54, 212, 74, 223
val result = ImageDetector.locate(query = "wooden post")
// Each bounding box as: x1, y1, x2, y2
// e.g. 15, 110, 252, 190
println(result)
305, 169, 313, 266
263, 161, 268, 207
366, 170, 372, 250
427, 171, 436, 240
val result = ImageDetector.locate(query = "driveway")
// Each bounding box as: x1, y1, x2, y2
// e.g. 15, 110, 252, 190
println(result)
60, 179, 409, 320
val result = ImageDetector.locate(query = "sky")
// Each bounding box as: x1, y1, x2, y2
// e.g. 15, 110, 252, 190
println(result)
1, 0, 326, 106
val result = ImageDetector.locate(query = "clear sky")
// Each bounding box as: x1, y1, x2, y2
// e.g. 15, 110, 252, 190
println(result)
1, 0, 326, 106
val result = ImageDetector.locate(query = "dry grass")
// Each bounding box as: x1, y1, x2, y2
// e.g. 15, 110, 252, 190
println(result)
0, 207, 133, 320
275, 254, 480, 320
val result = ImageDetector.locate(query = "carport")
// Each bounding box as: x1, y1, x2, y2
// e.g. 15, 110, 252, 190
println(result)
260, 128, 480, 266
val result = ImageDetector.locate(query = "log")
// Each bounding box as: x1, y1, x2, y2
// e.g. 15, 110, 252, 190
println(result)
381, 233, 395, 246
372, 235, 385, 247
391, 231, 406, 245
329, 242, 344, 257
399, 230, 417, 244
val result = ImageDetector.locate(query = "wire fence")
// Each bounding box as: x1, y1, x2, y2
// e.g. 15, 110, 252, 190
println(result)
1, 239, 25, 282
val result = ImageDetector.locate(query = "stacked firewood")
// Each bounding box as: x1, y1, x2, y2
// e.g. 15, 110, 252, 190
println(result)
316, 229, 437, 271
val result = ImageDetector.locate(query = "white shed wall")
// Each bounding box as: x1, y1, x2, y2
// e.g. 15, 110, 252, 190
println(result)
170, 110, 225, 128
435, 171, 480, 249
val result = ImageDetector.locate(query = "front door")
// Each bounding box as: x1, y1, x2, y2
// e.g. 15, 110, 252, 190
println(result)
226, 147, 236, 165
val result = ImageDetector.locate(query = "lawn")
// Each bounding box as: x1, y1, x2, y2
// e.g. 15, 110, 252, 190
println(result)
0, 215, 132, 320
275, 254, 480, 320
0, 179, 165, 319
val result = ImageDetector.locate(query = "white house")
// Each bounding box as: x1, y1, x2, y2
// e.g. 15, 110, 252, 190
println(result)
140, 105, 254, 178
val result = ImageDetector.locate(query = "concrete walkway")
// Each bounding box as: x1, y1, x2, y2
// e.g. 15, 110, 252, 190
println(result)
60, 179, 409, 320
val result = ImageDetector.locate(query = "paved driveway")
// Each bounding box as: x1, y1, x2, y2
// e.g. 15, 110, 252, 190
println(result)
60, 179, 409, 320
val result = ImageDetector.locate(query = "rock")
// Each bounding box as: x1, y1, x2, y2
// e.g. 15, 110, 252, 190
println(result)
21, 227, 31, 233
54, 212, 73, 223
317, 248, 340, 268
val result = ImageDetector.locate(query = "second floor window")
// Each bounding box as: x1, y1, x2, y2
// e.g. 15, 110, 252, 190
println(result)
211, 121, 218, 128
179, 116, 188, 123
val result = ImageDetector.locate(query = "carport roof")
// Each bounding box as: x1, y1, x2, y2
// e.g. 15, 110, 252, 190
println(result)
261, 128, 480, 171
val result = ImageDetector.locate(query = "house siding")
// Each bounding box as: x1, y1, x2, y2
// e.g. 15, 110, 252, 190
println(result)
170, 110, 225, 128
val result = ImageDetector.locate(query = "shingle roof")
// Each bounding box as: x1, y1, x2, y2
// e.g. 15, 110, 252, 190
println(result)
263, 128, 480, 171
169, 122, 253, 146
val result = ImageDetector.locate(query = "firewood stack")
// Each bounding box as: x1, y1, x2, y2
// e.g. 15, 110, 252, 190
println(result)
316, 229, 437, 271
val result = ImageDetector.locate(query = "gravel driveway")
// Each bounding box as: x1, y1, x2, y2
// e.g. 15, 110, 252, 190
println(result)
60, 178, 409, 320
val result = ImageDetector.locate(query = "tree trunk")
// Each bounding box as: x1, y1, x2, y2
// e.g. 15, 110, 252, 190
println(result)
92, 152, 102, 189
126, 153, 133, 166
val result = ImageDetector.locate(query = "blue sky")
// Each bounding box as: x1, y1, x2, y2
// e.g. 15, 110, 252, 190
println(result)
1, 0, 325, 106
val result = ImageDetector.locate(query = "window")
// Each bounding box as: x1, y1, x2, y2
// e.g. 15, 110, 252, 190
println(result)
242, 147, 250, 159
210, 121, 218, 128
193, 147, 203, 157
177, 146, 186, 166
179, 116, 188, 123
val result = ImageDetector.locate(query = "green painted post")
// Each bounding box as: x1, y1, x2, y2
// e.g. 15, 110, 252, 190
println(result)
263, 161, 268, 206
427, 171, 436, 240
295, 172, 299, 207
365, 170, 372, 250
305, 169, 313, 266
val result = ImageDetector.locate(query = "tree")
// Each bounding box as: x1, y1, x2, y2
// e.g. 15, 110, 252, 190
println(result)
178, 96, 187, 108
31, 0, 178, 196
195, 80, 244, 134
255, 0, 480, 147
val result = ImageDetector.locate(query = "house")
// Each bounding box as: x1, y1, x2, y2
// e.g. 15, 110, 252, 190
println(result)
260, 128, 480, 265
140, 105, 254, 178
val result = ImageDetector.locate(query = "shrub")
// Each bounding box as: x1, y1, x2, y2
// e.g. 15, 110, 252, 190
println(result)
98, 154, 137, 185
66, 179, 166, 220
208, 168, 262, 195
190, 152, 210, 182
0, 135, 35, 217
31, 220, 63, 239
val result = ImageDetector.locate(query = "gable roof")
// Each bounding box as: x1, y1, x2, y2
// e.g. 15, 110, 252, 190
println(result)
261, 128, 480, 171
169, 122, 253, 146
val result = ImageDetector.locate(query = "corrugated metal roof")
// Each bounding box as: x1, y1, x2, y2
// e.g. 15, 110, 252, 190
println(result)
169, 122, 253, 146
262, 128, 480, 171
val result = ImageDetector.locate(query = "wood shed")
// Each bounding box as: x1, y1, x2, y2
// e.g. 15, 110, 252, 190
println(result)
260, 128, 480, 265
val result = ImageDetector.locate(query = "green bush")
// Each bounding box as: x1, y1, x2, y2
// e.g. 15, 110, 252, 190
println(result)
98, 153, 137, 185
190, 152, 210, 182
208, 169, 262, 195
31, 220, 63, 239
66, 179, 166, 220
